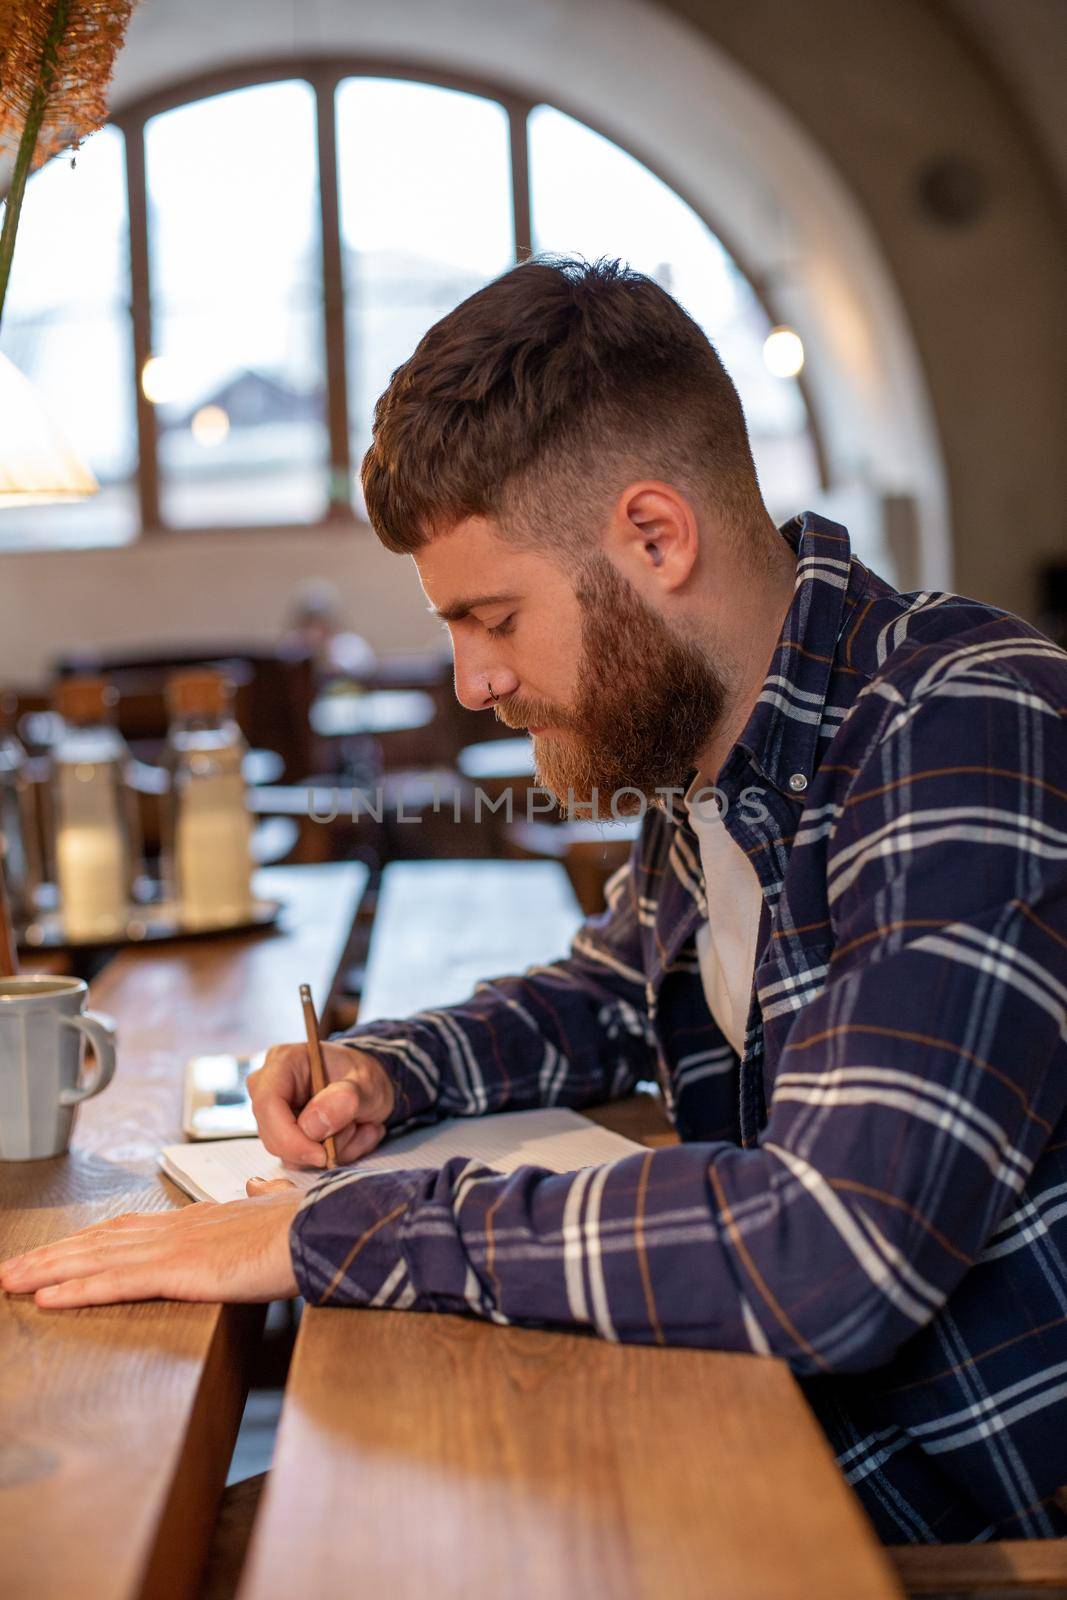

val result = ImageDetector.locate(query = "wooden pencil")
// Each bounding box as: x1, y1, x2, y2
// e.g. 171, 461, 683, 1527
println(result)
299, 982, 337, 1169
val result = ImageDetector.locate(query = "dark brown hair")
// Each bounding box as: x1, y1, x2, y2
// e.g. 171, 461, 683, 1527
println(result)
361, 256, 764, 555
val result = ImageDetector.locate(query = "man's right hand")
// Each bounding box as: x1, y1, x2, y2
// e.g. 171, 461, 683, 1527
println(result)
248, 1042, 397, 1168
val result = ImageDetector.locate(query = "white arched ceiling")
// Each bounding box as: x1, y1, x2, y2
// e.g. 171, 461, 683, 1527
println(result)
106, 0, 950, 586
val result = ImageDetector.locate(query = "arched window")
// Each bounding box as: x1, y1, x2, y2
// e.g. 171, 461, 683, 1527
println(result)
2, 123, 138, 548
0, 65, 822, 552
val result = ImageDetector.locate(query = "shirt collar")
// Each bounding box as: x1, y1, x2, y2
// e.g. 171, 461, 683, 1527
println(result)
732, 509, 852, 798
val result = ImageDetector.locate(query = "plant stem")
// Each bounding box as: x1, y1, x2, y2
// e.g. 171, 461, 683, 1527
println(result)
0, 0, 72, 332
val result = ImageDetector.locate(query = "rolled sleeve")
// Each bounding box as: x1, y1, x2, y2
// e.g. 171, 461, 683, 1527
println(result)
327, 848, 656, 1133
290, 1169, 420, 1308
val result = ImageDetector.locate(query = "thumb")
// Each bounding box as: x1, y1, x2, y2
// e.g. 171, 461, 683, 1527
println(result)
246, 1177, 298, 1196
297, 1079, 362, 1140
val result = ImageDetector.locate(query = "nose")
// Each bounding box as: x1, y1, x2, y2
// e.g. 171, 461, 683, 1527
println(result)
451, 640, 520, 712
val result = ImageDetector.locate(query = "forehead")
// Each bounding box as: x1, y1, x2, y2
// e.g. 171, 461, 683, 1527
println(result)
413, 517, 565, 616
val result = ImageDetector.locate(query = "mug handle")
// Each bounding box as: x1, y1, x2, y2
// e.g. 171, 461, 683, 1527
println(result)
60, 1010, 118, 1105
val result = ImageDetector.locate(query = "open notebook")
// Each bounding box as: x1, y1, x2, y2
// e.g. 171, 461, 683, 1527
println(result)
159, 1107, 645, 1204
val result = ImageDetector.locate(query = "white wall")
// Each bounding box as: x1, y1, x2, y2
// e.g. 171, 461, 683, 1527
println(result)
1, 525, 437, 674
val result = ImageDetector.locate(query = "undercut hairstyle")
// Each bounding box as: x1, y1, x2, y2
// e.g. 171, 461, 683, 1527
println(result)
361, 255, 766, 557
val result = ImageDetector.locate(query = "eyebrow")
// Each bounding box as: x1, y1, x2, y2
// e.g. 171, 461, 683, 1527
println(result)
430, 592, 520, 623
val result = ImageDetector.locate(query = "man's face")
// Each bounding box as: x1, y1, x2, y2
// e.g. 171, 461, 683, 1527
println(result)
416, 518, 730, 813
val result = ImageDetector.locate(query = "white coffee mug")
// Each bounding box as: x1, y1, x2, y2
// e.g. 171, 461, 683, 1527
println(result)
0, 975, 117, 1160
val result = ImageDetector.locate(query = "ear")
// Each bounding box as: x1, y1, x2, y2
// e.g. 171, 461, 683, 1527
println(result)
604, 481, 699, 595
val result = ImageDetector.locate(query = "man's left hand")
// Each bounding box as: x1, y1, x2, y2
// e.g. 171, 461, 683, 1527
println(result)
0, 1179, 301, 1308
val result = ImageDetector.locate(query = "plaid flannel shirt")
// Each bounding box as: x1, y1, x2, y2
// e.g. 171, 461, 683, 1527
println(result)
291, 510, 1067, 1545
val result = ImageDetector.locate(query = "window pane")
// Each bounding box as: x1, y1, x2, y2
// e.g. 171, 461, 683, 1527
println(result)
338, 78, 514, 505
529, 106, 820, 521
145, 81, 327, 528
0, 126, 137, 551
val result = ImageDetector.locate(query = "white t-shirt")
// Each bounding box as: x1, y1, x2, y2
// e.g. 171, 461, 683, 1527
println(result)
685, 776, 765, 1056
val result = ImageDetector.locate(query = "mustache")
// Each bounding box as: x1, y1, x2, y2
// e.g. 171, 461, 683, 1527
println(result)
494, 696, 573, 732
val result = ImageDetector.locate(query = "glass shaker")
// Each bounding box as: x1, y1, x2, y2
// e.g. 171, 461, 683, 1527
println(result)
51, 676, 141, 941
162, 669, 254, 929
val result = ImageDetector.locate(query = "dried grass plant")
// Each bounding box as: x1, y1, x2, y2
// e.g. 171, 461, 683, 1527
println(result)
0, 0, 137, 322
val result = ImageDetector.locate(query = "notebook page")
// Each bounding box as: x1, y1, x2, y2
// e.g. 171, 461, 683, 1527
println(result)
159, 1138, 321, 1203
159, 1108, 645, 1204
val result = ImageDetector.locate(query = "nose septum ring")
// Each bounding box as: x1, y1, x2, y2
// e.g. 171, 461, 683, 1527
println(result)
487, 680, 499, 702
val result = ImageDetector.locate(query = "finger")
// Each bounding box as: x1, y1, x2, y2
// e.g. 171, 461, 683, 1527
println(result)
333, 1120, 386, 1165
245, 1177, 298, 1196
255, 1089, 327, 1167
35, 1267, 165, 1309
297, 1079, 363, 1142
1, 1238, 105, 1286
247, 1043, 299, 1094
248, 1043, 308, 1106
3, 1237, 160, 1293
248, 1046, 327, 1165
2, 1209, 172, 1278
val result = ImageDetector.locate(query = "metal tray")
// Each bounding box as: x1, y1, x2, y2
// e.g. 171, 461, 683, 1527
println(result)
18, 896, 284, 950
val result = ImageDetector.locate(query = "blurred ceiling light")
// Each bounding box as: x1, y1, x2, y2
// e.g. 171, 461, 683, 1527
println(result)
0, 352, 98, 506
762, 325, 805, 379
140, 354, 181, 404
191, 404, 230, 447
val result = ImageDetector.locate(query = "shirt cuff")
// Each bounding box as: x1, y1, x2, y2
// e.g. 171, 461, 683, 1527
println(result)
328, 1021, 441, 1131
289, 1168, 421, 1308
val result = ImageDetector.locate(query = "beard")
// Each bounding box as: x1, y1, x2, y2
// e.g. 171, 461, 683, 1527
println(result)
495, 553, 731, 816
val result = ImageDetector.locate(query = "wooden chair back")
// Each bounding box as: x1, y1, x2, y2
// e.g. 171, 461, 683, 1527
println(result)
0, 857, 16, 976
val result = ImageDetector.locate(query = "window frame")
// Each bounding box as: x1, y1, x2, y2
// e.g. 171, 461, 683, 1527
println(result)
100, 55, 828, 541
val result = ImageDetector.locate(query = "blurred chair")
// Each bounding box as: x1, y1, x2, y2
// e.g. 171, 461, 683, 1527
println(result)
279, 577, 376, 686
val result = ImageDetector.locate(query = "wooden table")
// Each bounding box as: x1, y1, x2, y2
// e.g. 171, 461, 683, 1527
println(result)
357, 858, 586, 1021
0, 862, 368, 1600
239, 859, 904, 1600
506, 817, 641, 916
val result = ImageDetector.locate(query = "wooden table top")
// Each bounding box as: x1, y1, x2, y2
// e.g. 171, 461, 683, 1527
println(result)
358, 858, 585, 1022
242, 1296, 901, 1600
0, 862, 368, 1600
240, 856, 903, 1600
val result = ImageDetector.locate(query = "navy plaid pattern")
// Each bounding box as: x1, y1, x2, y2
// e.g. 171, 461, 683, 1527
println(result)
291, 511, 1067, 1544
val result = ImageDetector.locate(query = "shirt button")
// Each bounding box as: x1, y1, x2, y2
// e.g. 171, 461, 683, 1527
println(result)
788, 772, 808, 793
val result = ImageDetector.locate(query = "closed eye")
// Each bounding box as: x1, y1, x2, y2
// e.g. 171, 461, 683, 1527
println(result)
485, 615, 515, 639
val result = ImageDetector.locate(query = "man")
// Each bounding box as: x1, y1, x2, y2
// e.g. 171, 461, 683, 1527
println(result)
5, 258, 1067, 1545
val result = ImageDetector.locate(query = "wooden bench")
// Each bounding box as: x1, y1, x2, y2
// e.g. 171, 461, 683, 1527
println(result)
0, 861, 367, 1600
889, 1542, 1067, 1597
238, 858, 905, 1600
